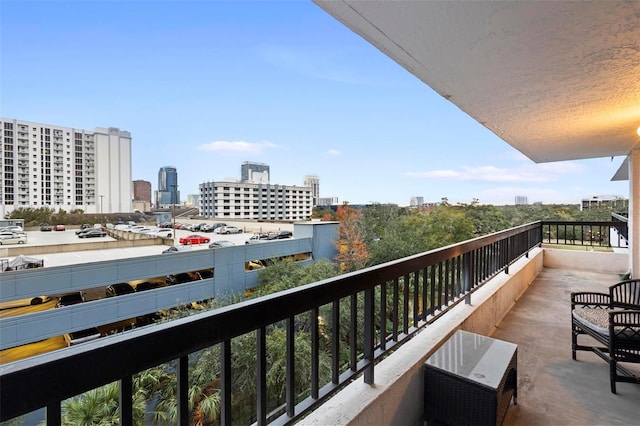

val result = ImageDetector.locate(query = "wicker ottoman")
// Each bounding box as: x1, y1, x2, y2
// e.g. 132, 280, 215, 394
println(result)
424, 330, 517, 426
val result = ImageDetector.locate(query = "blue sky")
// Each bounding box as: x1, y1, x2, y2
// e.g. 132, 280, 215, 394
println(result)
1, 1, 629, 206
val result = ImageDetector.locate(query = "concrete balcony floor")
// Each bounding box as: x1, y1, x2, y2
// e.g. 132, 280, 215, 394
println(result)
495, 267, 640, 425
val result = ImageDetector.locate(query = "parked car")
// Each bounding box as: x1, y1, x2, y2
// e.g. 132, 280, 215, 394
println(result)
268, 230, 293, 240
134, 281, 160, 292
2, 226, 25, 234
209, 240, 235, 249
162, 245, 191, 254
127, 226, 147, 233
130, 226, 155, 233
0, 295, 50, 310
64, 327, 101, 346
77, 229, 107, 238
39, 223, 52, 232
216, 226, 242, 234
0, 231, 27, 245
179, 234, 210, 245
246, 260, 267, 271
76, 224, 92, 234
55, 291, 85, 308
54, 224, 66, 231
0, 228, 26, 238
202, 223, 226, 232
105, 282, 135, 297
144, 228, 173, 238
245, 233, 270, 244
165, 272, 202, 285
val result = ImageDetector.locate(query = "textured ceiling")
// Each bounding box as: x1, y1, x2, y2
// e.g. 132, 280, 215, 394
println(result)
314, 1, 640, 163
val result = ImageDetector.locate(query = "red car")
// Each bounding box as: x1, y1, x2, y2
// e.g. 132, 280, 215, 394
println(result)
54, 224, 66, 231
179, 234, 210, 245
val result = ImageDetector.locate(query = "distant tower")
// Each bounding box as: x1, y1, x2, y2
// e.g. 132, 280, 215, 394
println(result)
241, 161, 270, 184
514, 195, 528, 205
156, 166, 180, 207
410, 196, 424, 207
304, 175, 320, 206
133, 180, 152, 203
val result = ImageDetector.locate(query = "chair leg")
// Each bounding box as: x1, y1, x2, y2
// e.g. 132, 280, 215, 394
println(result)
571, 328, 577, 360
610, 359, 617, 394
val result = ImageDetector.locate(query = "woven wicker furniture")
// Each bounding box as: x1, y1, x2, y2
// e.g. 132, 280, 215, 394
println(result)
571, 279, 640, 393
424, 330, 517, 426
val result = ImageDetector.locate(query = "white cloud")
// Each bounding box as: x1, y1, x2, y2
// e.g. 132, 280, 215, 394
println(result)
326, 149, 341, 156
199, 141, 280, 154
406, 161, 584, 183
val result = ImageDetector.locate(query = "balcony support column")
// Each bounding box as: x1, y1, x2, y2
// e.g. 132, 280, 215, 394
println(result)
629, 149, 640, 278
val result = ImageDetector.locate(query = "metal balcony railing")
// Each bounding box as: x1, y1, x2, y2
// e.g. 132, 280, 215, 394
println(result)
541, 220, 628, 248
1, 220, 627, 425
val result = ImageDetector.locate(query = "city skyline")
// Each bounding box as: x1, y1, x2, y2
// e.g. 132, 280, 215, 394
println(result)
0, 1, 630, 207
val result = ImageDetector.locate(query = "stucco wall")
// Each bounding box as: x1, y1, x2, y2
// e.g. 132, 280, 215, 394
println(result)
542, 248, 629, 275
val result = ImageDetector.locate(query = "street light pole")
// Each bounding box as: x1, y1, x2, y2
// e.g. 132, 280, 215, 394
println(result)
170, 185, 177, 243
99, 195, 104, 215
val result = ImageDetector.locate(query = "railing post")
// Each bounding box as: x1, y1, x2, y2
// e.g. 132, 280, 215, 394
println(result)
364, 288, 374, 385
286, 317, 295, 417
177, 356, 189, 425
46, 401, 61, 426
311, 307, 320, 398
463, 252, 472, 305
350, 294, 358, 371
119, 375, 133, 426
220, 340, 232, 426
257, 327, 267, 426
505, 238, 510, 275
331, 300, 340, 384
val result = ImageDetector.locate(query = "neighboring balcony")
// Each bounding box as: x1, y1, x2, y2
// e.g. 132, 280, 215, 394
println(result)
0, 221, 637, 425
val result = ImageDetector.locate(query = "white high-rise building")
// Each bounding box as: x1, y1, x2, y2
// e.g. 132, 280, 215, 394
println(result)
241, 161, 270, 184
304, 175, 320, 206
0, 118, 132, 216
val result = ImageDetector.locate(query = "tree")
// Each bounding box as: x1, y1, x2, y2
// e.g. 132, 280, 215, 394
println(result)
333, 203, 369, 272
359, 203, 404, 244
462, 204, 511, 236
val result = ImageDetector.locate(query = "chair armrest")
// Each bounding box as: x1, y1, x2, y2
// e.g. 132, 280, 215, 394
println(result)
608, 310, 640, 340
571, 292, 610, 309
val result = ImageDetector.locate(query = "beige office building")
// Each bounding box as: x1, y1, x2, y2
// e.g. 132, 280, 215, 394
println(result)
199, 181, 313, 221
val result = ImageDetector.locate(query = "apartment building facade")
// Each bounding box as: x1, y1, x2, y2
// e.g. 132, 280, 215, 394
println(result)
132, 180, 152, 204
0, 118, 132, 216
199, 181, 313, 220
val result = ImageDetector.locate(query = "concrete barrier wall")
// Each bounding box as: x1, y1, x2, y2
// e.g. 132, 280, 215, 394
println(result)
542, 248, 629, 274
0, 237, 165, 257
299, 249, 544, 426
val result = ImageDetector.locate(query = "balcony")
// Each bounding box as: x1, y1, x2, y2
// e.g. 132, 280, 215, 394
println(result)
1, 221, 636, 425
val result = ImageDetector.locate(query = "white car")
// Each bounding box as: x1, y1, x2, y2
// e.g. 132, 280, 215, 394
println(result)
215, 226, 242, 234
1, 227, 26, 237
127, 226, 148, 233
131, 226, 157, 234
144, 229, 173, 238
0, 295, 50, 309
0, 231, 27, 245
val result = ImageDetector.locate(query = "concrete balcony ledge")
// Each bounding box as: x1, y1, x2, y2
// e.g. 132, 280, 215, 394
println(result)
300, 248, 544, 426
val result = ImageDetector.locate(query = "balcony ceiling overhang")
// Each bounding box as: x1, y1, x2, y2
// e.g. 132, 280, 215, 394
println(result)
314, 1, 640, 163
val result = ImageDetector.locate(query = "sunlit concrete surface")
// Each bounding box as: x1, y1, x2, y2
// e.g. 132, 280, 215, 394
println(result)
495, 268, 640, 425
